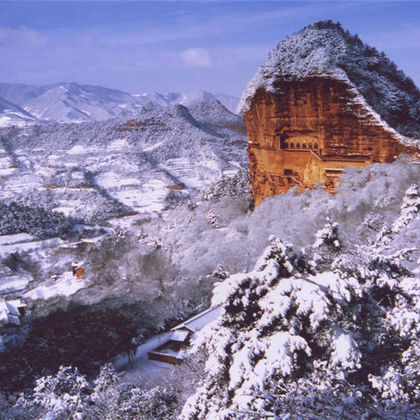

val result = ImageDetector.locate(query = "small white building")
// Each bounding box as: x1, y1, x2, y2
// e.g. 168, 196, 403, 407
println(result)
148, 306, 222, 364
0, 298, 26, 325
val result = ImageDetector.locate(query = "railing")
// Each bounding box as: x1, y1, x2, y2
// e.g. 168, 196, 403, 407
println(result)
269, 174, 305, 188
309, 149, 323, 161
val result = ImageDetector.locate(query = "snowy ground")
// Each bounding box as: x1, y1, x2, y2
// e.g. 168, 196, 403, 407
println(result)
0, 276, 30, 293
114, 330, 174, 374
0, 235, 62, 258
0, 137, 244, 223
24, 271, 85, 300
114, 307, 222, 384
0, 232, 105, 300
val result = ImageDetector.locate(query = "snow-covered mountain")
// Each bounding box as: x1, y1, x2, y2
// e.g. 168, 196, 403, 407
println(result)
0, 96, 37, 127
239, 20, 420, 140
132, 91, 169, 107
0, 83, 42, 106
212, 94, 240, 114
164, 91, 245, 135
0, 82, 146, 123
0, 20, 418, 419
0, 82, 241, 125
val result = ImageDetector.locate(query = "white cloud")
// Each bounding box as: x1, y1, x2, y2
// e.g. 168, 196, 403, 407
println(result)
0, 26, 48, 47
181, 48, 213, 68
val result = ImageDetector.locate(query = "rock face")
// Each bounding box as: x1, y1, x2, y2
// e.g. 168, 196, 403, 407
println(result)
245, 77, 418, 206
241, 21, 420, 206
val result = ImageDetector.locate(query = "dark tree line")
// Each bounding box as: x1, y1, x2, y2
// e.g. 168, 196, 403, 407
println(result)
0, 305, 137, 391
0, 201, 83, 239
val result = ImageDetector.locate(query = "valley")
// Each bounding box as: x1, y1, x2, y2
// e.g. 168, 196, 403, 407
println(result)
0, 18, 419, 420
0, 91, 250, 401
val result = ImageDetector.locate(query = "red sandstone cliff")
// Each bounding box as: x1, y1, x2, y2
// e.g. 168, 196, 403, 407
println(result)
240, 21, 420, 207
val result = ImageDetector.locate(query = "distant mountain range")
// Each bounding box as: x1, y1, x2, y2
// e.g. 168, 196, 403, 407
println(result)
0, 92, 246, 222
0, 82, 240, 126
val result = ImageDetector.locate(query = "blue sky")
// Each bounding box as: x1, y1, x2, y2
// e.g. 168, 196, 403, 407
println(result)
1, 1, 419, 96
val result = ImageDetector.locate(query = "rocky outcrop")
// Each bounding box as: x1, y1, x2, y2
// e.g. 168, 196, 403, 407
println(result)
241, 21, 420, 206
245, 77, 419, 206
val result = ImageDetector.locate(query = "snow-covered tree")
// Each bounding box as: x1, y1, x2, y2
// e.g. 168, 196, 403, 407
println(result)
13, 363, 181, 420
0, 201, 83, 239
180, 189, 419, 419
15, 366, 89, 420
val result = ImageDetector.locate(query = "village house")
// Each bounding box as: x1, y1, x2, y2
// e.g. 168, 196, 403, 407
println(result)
71, 261, 85, 278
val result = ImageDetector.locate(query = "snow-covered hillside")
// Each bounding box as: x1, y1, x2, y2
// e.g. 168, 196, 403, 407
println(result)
175, 93, 245, 134
213, 94, 240, 115
239, 21, 420, 141
181, 181, 420, 419
1, 158, 418, 418
0, 100, 246, 222
0, 96, 36, 127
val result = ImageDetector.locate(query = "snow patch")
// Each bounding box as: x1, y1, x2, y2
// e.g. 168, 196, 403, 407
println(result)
25, 272, 85, 300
